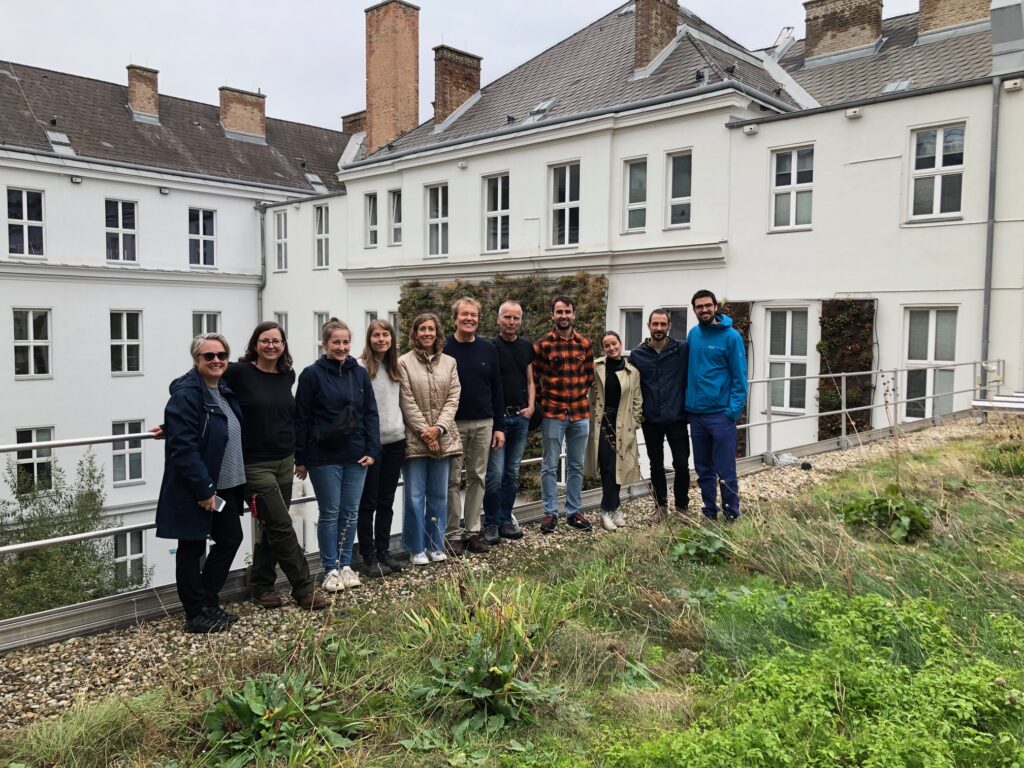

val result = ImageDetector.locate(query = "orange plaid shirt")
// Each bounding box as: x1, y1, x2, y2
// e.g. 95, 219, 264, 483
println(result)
533, 329, 594, 421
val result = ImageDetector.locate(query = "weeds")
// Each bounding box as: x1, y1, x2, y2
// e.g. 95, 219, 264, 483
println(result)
838, 483, 934, 542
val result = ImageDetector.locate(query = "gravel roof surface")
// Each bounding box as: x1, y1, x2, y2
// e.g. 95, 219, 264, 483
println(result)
0, 420, 989, 732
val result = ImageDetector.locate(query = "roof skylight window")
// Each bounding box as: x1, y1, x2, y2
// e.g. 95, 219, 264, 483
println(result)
882, 79, 912, 94
46, 130, 75, 156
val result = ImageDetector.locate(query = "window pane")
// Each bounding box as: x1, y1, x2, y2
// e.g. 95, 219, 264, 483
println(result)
129, 452, 142, 478
627, 208, 646, 229
939, 173, 962, 214
487, 218, 498, 251
123, 233, 136, 261
769, 362, 785, 407
907, 310, 929, 360
553, 211, 564, 244
7, 189, 22, 219
935, 369, 954, 415
501, 175, 509, 208
122, 202, 135, 229
487, 177, 499, 212
775, 152, 792, 186
106, 232, 120, 260
9, 224, 24, 254
207, 314, 218, 332
192, 315, 203, 337
126, 344, 140, 371
912, 177, 934, 216
670, 202, 691, 225
430, 224, 439, 254
126, 313, 139, 339
915, 130, 937, 170
671, 154, 692, 199
366, 196, 377, 225
114, 533, 126, 558
202, 210, 214, 236
106, 200, 119, 228
33, 346, 49, 375
429, 188, 439, 219
796, 148, 813, 184
391, 195, 400, 224
568, 206, 579, 244
790, 363, 807, 409
624, 311, 642, 349
188, 208, 199, 235
500, 215, 509, 250
113, 455, 126, 483
934, 310, 956, 361
569, 164, 580, 201
906, 369, 927, 418
203, 240, 215, 265
27, 226, 43, 255
769, 311, 786, 356
111, 313, 123, 340
440, 222, 448, 253
628, 161, 646, 204
440, 185, 448, 217
795, 191, 812, 225
33, 311, 48, 340
14, 346, 29, 375
13, 310, 28, 340
111, 345, 123, 371
26, 192, 42, 221
774, 193, 791, 227
942, 126, 964, 167
189, 240, 200, 265
131, 530, 143, 554
553, 167, 566, 204
791, 310, 808, 356
669, 309, 687, 339
130, 559, 143, 583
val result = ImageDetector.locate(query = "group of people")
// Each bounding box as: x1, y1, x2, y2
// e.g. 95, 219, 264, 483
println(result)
154, 289, 747, 633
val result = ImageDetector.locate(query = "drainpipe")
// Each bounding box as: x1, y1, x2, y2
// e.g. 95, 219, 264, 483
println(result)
257, 205, 267, 321
980, 77, 1001, 397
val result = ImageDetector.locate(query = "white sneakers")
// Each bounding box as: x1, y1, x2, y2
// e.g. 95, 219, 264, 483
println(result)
612, 510, 626, 527
600, 511, 628, 531
429, 550, 447, 562
411, 552, 430, 566
323, 566, 362, 591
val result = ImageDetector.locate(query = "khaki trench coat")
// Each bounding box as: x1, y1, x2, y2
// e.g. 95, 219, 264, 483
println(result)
584, 356, 643, 485
398, 349, 463, 459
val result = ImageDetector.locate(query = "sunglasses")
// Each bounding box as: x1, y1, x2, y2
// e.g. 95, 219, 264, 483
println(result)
198, 351, 229, 362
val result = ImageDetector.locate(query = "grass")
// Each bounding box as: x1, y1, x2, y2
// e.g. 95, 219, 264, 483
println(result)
2, 423, 1024, 766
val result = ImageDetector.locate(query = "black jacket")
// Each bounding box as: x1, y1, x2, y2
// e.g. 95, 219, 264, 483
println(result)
628, 337, 688, 425
295, 355, 381, 466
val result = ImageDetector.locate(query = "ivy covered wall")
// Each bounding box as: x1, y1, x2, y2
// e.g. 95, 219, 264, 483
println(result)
817, 299, 876, 440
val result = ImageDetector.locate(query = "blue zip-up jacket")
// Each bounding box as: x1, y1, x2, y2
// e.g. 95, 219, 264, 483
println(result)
295, 355, 381, 466
628, 336, 688, 425
685, 314, 748, 422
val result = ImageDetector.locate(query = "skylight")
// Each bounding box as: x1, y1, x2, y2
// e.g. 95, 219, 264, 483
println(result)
305, 172, 328, 193
881, 79, 912, 94
46, 130, 75, 156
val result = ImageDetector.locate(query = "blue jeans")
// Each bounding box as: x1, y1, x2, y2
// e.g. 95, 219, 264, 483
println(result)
540, 416, 589, 518
689, 412, 740, 517
308, 463, 368, 573
483, 413, 530, 526
402, 456, 451, 554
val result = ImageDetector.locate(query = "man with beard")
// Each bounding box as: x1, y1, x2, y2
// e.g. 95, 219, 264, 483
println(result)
686, 290, 747, 521
533, 296, 594, 533
628, 308, 690, 519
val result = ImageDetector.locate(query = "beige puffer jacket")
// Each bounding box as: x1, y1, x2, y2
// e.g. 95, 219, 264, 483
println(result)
397, 349, 463, 459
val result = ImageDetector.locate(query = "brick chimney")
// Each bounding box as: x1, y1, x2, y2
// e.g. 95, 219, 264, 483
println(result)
342, 109, 367, 134
635, 0, 679, 70
365, 0, 420, 154
803, 0, 882, 59
126, 65, 159, 121
918, 0, 990, 34
433, 45, 481, 124
219, 86, 266, 139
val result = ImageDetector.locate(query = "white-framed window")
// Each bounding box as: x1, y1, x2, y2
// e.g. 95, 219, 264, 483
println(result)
622, 309, 643, 350
365, 193, 378, 247
771, 147, 813, 230
110, 311, 142, 374
666, 151, 692, 227
314, 311, 330, 358
7, 188, 44, 256
624, 158, 647, 231
188, 208, 215, 266
13, 308, 51, 377
484, 174, 510, 252
192, 312, 220, 337
273, 312, 288, 336
365, 311, 378, 327
426, 184, 448, 256
114, 530, 145, 588
388, 190, 402, 245
112, 420, 144, 484
910, 124, 965, 219
767, 308, 809, 411
274, 210, 288, 270
666, 308, 688, 340
16, 426, 53, 493
315, 205, 330, 267
105, 200, 137, 262
551, 162, 580, 246
905, 308, 957, 419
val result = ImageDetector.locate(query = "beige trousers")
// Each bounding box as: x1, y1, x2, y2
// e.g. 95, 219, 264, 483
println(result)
446, 418, 493, 540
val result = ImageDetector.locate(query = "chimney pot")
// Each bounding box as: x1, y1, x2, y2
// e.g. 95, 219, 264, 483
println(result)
365, 0, 420, 154
126, 65, 159, 121
433, 45, 482, 124
219, 86, 266, 140
803, 0, 882, 59
918, 0, 990, 36
635, 0, 679, 70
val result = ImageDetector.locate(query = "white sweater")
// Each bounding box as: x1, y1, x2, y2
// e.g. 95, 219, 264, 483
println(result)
359, 358, 405, 445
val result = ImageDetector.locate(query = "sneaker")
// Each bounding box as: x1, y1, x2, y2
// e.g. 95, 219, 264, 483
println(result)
410, 552, 430, 566
446, 538, 465, 557
498, 521, 524, 540
378, 550, 405, 572
429, 550, 447, 562
612, 510, 626, 527
540, 514, 557, 534
701, 508, 718, 521
204, 605, 239, 624
360, 555, 391, 579
339, 566, 362, 588
186, 612, 227, 634
652, 503, 668, 523
723, 509, 740, 523
254, 591, 285, 609
482, 524, 500, 546
566, 513, 593, 531
322, 569, 344, 592
466, 534, 490, 554
600, 512, 617, 531
297, 591, 327, 611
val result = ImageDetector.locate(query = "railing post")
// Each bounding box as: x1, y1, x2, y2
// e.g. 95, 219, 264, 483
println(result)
891, 368, 900, 433
840, 374, 848, 450
765, 388, 774, 466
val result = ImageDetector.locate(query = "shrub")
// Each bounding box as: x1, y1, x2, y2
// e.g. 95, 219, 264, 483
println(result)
838, 484, 933, 543
670, 528, 730, 564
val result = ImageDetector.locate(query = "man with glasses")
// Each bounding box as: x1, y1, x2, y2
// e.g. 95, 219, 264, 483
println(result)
686, 290, 747, 521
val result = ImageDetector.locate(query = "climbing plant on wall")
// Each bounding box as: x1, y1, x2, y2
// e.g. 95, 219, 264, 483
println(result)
720, 301, 751, 458
817, 299, 876, 440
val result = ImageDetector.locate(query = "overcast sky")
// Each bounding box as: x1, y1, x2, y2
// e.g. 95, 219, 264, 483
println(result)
3, 0, 920, 130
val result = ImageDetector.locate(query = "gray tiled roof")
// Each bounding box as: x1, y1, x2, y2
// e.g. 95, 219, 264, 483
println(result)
781, 13, 993, 105
357, 2, 797, 163
0, 61, 347, 192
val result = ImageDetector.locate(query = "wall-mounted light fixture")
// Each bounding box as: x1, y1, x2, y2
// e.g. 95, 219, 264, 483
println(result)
69, 175, 83, 184
457, 160, 468, 169
159, 187, 170, 195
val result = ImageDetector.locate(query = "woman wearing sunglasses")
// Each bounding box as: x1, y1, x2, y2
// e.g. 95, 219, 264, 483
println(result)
156, 333, 246, 633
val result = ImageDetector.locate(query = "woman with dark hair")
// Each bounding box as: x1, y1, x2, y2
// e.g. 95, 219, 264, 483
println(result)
584, 330, 643, 531
156, 333, 245, 633
355, 319, 406, 577
398, 313, 462, 565
295, 318, 380, 592
223, 321, 325, 611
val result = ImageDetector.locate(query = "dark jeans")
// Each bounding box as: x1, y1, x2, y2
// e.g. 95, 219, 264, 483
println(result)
483, 413, 530, 526
175, 485, 244, 619
357, 440, 405, 557
598, 414, 620, 512
689, 412, 740, 517
246, 456, 314, 600
641, 419, 691, 510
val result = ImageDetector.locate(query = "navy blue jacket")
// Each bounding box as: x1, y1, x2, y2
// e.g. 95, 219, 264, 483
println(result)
155, 368, 244, 541
628, 337, 688, 425
294, 355, 381, 466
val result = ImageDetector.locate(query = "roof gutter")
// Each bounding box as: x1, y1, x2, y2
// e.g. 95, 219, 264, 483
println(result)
343, 79, 795, 170
257, 188, 346, 211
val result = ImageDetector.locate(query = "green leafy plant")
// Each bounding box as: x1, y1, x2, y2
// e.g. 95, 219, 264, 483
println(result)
670, 528, 730, 563
202, 671, 362, 767
838, 483, 933, 543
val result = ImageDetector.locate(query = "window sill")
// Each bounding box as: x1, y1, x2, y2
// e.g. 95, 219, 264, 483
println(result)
424, 254, 449, 260
482, 249, 510, 256
106, 260, 140, 267
545, 244, 580, 252
272, 269, 288, 274
112, 371, 144, 378
761, 408, 806, 417
113, 479, 146, 488
312, 266, 330, 271
15, 374, 54, 381
387, 242, 402, 248
189, 264, 218, 270
8, 253, 46, 260
364, 245, 379, 250
903, 215, 963, 226
662, 224, 692, 232
767, 226, 813, 235
620, 228, 645, 236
